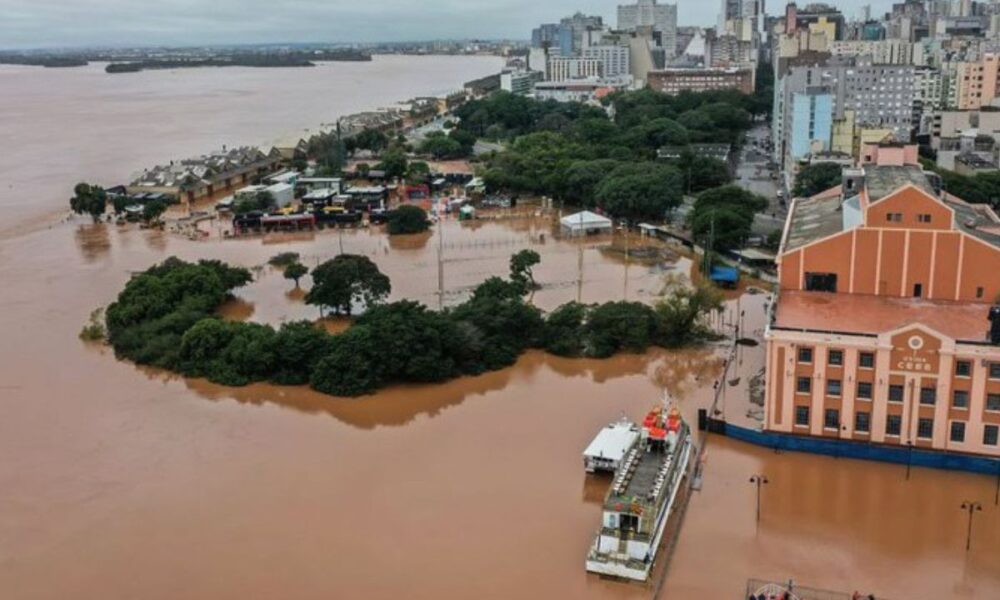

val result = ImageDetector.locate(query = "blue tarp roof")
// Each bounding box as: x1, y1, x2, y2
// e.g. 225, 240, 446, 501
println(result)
710, 265, 740, 283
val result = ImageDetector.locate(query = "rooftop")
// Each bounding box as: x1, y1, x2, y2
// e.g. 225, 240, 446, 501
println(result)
773, 290, 994, 343
864, 165, 935, 202
784, 187, 844, 251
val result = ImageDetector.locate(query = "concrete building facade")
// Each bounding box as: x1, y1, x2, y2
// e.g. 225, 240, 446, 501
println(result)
647, 66, 754, 95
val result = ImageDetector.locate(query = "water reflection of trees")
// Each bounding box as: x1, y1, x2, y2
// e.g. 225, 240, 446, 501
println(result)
153, 349, 700, 430
387, 230, 432, 251
73, 224, 111, 262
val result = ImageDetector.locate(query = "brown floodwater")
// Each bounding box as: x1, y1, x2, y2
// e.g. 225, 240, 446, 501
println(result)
2, 61, 1000, 600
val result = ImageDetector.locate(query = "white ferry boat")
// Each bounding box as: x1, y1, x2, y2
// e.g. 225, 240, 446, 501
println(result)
584, 405, 693, 581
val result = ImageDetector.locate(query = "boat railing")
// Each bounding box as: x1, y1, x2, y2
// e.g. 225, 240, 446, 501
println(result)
744, 578, 887, 600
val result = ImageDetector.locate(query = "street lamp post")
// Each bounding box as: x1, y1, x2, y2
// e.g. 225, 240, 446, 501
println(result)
960, 501, 983, 552
905, 441, 914, 481
749, 474, 769, 525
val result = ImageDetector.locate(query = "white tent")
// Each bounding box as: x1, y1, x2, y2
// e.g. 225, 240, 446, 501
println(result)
560, 210, 613, 236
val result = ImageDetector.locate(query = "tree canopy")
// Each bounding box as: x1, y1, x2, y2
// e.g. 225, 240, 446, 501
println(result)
387, 204, 430, 235
305, 254, 391, 315
792, 162, 843, 198
594, 163, 686, 223
689, 185, 769, 252
509, 249, 541, 290
70, 183, 107, 221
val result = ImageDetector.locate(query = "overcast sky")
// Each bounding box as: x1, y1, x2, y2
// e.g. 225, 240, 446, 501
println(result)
2, 0, 892, 50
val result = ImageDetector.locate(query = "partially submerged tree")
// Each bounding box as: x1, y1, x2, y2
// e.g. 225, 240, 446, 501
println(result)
285, 263, 309, 287
387, 205, 430, 235
142, 199, 168, 223
509, 249, 541, 290
305, 254, 391, 315
283, 262, 309, 288
70, 183, 107, 222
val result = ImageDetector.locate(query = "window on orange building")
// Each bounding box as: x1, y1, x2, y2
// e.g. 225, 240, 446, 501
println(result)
859, 352, 875, 368
795, 405, 810, 426
918, 418, 934, 439
918, 214, 932, 223
920, 387, 937, 405
828, 350, 843, 366
953, 390, 970, 409
987, 394, 1000, 412
798, 347, 813, 363
886, 415, 902, 436
889, 384, 904, 402
950, 421, 966, 443
857, 382, 873, 399
855, 411, 871, 433
956, 360, 972, 377
984, 424, 999, 446
797, 376, 812, 394
990, 363, 1000, 379
804, 273, 837, 292
827, 379, 842, 396
886, 212, 903, 222
824, 408, 840, 429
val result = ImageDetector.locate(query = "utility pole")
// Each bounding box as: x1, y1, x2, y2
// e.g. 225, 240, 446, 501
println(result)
749, 474, 769, 526
437, 215, 444, 311
960, 501, 983, 552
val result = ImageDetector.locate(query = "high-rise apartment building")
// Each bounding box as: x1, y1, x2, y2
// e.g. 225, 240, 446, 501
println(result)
617, 0, 678, 57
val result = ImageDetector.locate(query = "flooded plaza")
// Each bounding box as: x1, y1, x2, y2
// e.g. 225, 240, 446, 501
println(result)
2, 59, 1000, 600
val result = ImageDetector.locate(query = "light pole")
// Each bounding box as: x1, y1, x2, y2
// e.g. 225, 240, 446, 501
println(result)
905, 440, 914, 481
749, 474, 769, 525
960, 501, 982, 552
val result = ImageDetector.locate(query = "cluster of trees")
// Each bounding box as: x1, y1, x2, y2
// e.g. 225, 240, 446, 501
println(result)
418, 129, 476, 159
101, 254, 724, 397
689, 185, 769, 252
70, 182, 169, 224
454, 89, 757, 223
792, 162, 843, 198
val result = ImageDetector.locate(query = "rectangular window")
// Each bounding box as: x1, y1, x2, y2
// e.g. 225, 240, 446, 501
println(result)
859, 352, 875, 369
953, 390, 969, 409
886, 212, 903, 222
990, 363, 1000, 379
987, 394, 1000, 412
828, 350, 843, 366
796, 376, 812, 394
824, 408, 840, 429
803, 272, 838, 292
956, 360, 972, 377
857, 381, 873, 399
798, 347, 813, 363
889, 384, 904, 402
951, 421, 966, 443
985, 424, 999, 446
795, 405, 810, 426
827, 379, 842, 396
920, 387, 936, 405
886, 414, 902, 436
918, 214, 932, 223
855, 411, 871, 433
918, 418, 934, 439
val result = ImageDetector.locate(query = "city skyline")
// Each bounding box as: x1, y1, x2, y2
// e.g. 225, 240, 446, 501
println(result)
1, 0, 895, 50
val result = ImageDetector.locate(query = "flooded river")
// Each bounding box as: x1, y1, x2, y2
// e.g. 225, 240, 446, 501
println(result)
1, 60, 1000, 600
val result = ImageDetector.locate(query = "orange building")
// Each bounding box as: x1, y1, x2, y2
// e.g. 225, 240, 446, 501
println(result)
765, 143, 1000, 458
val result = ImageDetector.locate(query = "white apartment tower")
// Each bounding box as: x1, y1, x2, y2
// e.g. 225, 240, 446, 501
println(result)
617, 0, 678, 57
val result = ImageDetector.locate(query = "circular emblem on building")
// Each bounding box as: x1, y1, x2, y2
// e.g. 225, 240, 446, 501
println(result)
908, 335, 924, 351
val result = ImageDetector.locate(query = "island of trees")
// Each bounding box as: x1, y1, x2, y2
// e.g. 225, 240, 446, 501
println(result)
99, 253, 724, 397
